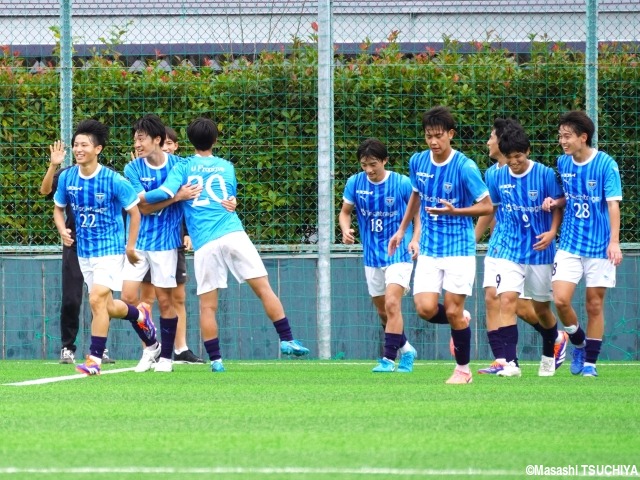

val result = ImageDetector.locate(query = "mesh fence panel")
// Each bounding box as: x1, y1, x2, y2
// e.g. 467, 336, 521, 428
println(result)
0, 1, 638, 247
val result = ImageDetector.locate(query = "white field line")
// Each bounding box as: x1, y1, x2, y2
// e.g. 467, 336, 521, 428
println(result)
3, 367, 135, 386
3, 361, 638, 387
0, 466, 523, 476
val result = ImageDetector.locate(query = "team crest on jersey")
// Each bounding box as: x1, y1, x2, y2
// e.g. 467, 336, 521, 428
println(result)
443, 182, 453, 194
95, 193, 106, 204
528, 190, 538, 201
587, 180, 597, 191
385, 196, 395, 207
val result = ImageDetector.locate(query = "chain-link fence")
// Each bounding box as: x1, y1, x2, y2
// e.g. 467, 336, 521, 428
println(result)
0, 0, 638, 248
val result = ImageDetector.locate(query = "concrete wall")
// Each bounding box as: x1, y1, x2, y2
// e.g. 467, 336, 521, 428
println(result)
1, 253, 638, 361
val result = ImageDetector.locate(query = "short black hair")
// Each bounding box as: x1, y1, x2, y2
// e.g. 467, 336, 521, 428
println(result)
422, 105, 455, 133
558, 110, 595, 147
356, 138, 388, 162
72, 119, 109, 148
498, 121, 530, 156
132, 114, 166, 146
186, 117, 219, 151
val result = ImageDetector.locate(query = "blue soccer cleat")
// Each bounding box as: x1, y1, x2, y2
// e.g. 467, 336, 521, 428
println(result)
582, 365, 598, 377
397, 345, 417, 373
211, 359, 225, 373
280, 339, 310, 357
570, 346, 585, 375
75, 355, 101, 376
372, 357, 396, 373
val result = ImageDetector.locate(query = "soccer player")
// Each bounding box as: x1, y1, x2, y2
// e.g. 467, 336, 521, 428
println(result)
339, 138, 420, 373
135, 126, 207, 364
52, 119, 155, 376
141, 117, 310, 372
487, 120, 565, 376
40, 143, 115, 364
121, 115, 203, 373
475, 119, 568, 376
388, 106, 493, 384
543, 111, 623, 377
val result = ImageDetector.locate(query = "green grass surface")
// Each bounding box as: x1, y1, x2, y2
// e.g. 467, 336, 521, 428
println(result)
1, 360, 639, 479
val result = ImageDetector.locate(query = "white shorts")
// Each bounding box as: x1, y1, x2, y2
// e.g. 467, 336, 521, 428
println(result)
194, 230, 268, 295
413, 255, 475, 296
494, 258, 553, 302
364, 262, 414, 297
483, 256, 531, 299
122, 249, 178, 288
552, 249, 616, 288
78, 254, 124, 292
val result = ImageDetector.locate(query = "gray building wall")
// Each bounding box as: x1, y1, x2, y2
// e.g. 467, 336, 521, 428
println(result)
0, 1, 637, 57
1, 253, 638, 361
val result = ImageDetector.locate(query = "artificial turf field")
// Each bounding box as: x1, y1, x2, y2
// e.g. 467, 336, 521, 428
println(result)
1, 360, 639, 480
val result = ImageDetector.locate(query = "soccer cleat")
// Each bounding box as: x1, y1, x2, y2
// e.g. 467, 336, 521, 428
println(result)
134, 342, 162, 373
478, 361, 506, 375
582, 365, 598, 377
570, 346, 586, 375
497, 361, 522, 377
397, 345, 417, 373
538, 355, 556, 377
136, 302, 157, 342
59, 347, 75, 364
101, 349, 116, 364
553, 331, 569, 370
75, 355, 101, 376
211, 359, 225, 373
446, 368, 473, 384
450, 310, 471, 356
280, 339, 310, 357
372, 357, 396, 373
154, 358, 173, 373
174, 349, 205, 364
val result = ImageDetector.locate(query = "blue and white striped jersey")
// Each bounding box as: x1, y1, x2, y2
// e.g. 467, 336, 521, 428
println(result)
53, 164, 139, 258
124, 152, 185, 251
343, 171, 413, 267
488, 161, 563, 265
158, 155, 244, 251
409, 149, 488, 257
556, 150, 622, 258
484, 163, 505, 259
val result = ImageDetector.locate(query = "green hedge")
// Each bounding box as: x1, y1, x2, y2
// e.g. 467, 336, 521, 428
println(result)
1, 38, 638, 246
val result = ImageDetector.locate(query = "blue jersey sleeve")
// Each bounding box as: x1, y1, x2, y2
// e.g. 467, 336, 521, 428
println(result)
144, 162, 187, 203
486, 168, 501, 206
399, 175, 412, 203
124, 160, 145, 195
114, 174, 140, 211
53, 169, 69, 207
604, 157, 622, 201
342, 175, 357, 204
461, 159, 489, 202
546, 166, 564, 200
408, 153, 419, 191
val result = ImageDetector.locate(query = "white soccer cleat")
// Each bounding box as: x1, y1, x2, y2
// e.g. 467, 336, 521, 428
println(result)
135, 342, 161, 373
538, 355, 556, 377
496, 361, 522, 377
154, 357, 173, 373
